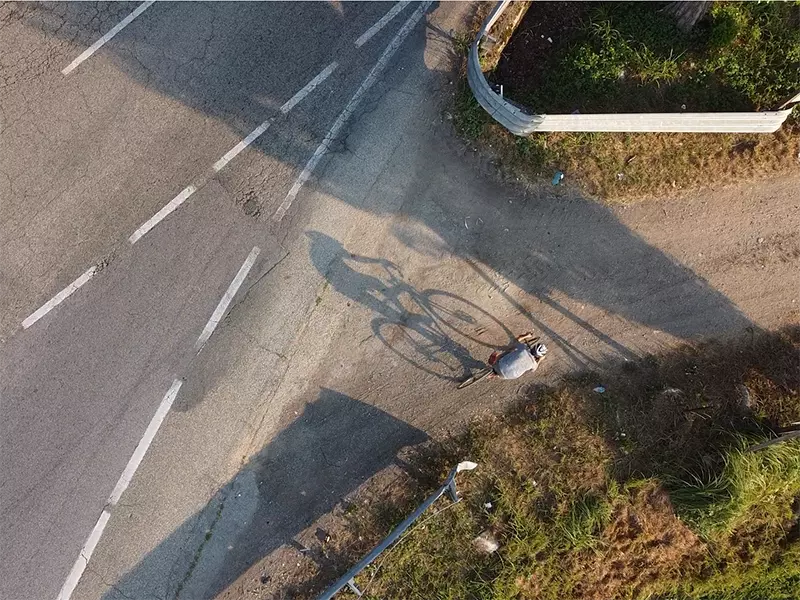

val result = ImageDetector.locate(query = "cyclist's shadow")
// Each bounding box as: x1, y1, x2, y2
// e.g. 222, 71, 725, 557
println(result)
307, 231, 511, 381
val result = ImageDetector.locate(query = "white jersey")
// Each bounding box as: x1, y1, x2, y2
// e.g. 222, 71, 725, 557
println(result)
494, 343, 538, 379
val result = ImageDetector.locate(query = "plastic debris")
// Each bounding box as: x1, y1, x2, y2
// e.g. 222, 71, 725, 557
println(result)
593, 386, 606, 394
547, 37, 553, 43
735, 383, 752, 409
552, 171, 564, 185
472, 530, 500, 554
616, 172, 625, 181
661, 388, 683, 396
484, 502, 493, 509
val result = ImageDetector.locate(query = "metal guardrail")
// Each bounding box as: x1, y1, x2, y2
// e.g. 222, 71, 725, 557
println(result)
467, 1, 798, 134
316, 461, 477, 600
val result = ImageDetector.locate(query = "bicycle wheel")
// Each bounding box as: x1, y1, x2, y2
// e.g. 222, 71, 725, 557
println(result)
423, 290, 514, 349
458, 366, 493, 389
522, 335, 540, 351
374, 318, 476, 382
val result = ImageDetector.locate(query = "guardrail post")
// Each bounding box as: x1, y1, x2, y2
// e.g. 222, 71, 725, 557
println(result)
446, 477, 459, 503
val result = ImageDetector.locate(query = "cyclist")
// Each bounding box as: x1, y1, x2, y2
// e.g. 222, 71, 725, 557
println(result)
488, 334, 548, 380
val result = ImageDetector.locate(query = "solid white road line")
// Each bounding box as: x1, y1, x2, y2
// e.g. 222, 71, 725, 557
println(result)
273, 0, 432, 222
61, 0, 157, 75
22, 266, 98, 329
354, 0, 411, 48
128, 185, 196, 244
213, 62, 338, 173
55, 509, 111, 600
55, 379, 183, 600
195, 246, 260, 351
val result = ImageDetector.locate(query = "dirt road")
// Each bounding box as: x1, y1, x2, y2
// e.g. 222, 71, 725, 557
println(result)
204, 38, 800, 600
19, 2, 796, 598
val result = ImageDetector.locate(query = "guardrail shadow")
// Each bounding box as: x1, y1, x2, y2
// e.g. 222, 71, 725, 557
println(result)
100, 388, 427, 600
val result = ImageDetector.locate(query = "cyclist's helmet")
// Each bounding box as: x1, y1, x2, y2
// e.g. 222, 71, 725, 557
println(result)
532, 343, 548, 359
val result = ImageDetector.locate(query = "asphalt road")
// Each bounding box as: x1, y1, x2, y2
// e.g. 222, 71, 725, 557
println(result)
6, 3, 796, 600
0, 2, 447, 598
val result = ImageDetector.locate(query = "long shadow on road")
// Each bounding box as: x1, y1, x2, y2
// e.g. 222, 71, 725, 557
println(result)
101, 388, 426, 600
11, 3, 762, 598
320, 122, 756, 370
306, 231, 512, 382
9, 1, 754, 363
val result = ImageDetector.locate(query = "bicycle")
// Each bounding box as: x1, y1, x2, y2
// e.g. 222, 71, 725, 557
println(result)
457, 333, 542, 389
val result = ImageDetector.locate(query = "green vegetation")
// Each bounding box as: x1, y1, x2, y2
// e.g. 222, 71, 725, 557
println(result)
345, 328, 800, 599
454, 1, 800, 200
517, 2, 800, 114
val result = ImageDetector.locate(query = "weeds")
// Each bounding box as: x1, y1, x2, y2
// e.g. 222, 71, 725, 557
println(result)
346, 328, 800, 600
672, 438, 800, 540
559, 492, 614, 551
460, 1, 800, 200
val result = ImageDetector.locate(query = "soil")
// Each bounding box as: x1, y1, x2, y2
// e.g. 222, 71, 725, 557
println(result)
490, 1, 590, 112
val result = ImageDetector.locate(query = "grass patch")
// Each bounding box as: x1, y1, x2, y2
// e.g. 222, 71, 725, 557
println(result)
671, 440, 800, 540
341, 327, 800, 600
454, 1, 800, 200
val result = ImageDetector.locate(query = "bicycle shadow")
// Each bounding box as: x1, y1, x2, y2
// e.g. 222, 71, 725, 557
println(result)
307, 231, 513, 382
314, 106, 758, 372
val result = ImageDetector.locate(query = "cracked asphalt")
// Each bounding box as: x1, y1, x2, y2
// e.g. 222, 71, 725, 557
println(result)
3, 2, 798, 600
0, 2, 461, 598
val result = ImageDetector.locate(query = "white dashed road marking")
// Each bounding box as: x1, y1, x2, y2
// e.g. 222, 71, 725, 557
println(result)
134, 60, 339, 246
273, 0, 432, 222
279, 61, 339, 116
56, 379, 183, 600
24, 58, 336, 327
212, 122, 274, 174
213, 61, 338, 173
195, 246, 260, 351
128, 185, 197, 244
55, 509, 111, 600
355, 0, 411, 48
22, 266, 98, 329
61, 0, 157, 75
106, 378, 184, 507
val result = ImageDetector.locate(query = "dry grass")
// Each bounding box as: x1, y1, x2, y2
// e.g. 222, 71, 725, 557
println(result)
452, 0, 800, 202
327, 327, 800, 600
462, 115, 800, 202
519, 126, 799, 200
573, 484, 707, 600
477, 1, 531, 71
